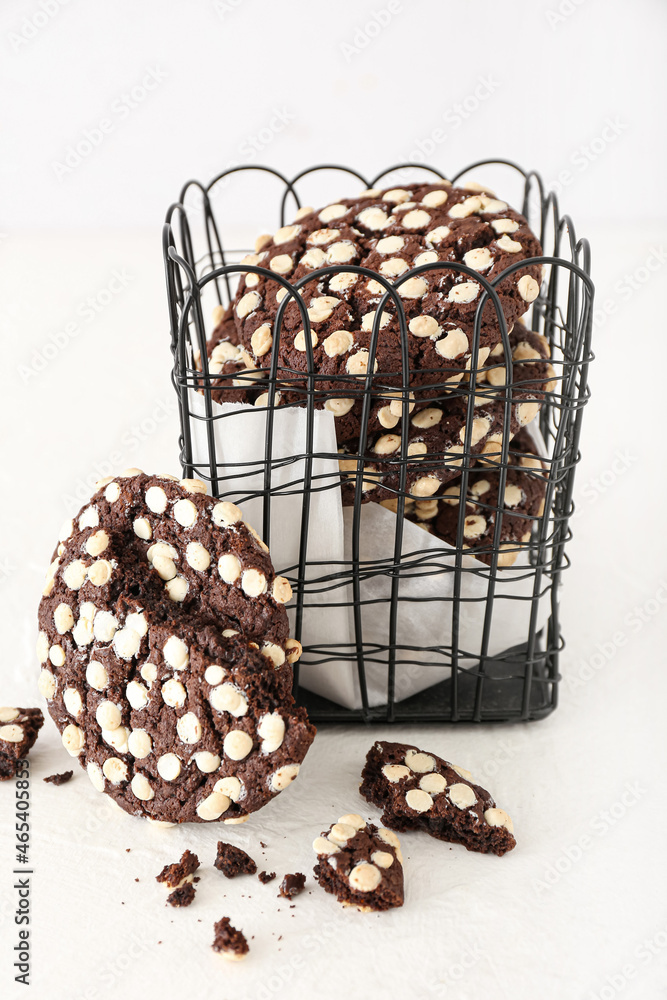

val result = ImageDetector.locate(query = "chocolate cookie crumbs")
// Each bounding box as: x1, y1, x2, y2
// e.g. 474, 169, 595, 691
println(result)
258, 871, 276, 884
278, 873, 306, 899
156, 850, 200, 889
211, 917, 249, 961
214, 841, 257, 878
43, 769, 73, 785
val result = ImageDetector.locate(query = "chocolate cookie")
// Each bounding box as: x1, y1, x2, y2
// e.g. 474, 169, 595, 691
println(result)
212, 917, 249, 960
36, 469, 315, 823
0, 707, 43, 780
360, 741, 515, 856
336, 323, 551, 503
209, 181, 542, 402
156, 849, 200, 889
402, 426, 547, 566
313, 813, 404, 912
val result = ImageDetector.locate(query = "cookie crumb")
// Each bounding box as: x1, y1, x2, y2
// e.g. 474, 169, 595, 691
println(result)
156, 850, 200, 889
258, 871, 276, 884
43, 770, 73, 785
214, 841, 257, 878
278, 873, 306, 899
167, 883, 196, 908
212, 917, 249, 961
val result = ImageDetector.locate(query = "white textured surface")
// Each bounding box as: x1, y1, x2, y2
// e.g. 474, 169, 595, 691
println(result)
0, 223, 665, 1000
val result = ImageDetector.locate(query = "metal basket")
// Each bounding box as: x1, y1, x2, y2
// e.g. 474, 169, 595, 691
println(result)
162, 161, 593, 724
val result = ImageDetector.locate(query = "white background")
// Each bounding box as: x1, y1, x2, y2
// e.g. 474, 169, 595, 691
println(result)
1, 1, 666, 999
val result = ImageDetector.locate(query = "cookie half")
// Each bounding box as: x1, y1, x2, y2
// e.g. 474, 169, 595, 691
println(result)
313, 813, 404, 912
360, 741, 516, 857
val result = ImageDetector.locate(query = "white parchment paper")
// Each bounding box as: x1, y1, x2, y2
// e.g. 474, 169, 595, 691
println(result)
189, 393, 549, 709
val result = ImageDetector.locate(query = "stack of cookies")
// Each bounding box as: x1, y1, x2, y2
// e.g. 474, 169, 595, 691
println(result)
201, 178, 554, 567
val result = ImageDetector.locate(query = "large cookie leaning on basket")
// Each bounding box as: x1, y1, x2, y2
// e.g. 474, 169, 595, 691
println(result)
36, 470, 315, 824
360, 740, 516, 857
403, 427, 548, 567
206, 179, 542, 399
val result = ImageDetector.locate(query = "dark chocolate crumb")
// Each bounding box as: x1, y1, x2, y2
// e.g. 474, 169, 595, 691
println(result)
167, 883, 196, 908
43, 770, 73, 785
278, 873, 306, 899
258, 871, 276, 884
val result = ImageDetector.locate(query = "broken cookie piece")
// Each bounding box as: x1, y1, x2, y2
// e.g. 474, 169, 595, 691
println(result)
44, 770, 73, 785
167, 883, 196, 907
156, 849, 200, 889
0, 707, 43, 780
360, 740, 516, 856
257, 870, 276, 884
214, 841, 257, 878
278, 873, 306, 899
211, 917, 249, 961
313, 813, 403, 912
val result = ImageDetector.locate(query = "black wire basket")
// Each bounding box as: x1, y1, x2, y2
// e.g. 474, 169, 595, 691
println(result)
162, 161, 593, 724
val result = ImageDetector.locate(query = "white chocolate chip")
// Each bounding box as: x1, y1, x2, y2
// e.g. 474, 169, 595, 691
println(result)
218, 553, 242, 584
161, 678, 187, 709
405, 788, 433, 812
346, 350, 378, 377
96, 700, 121, 731
133, 517, 152, 540
62, 724, 85, 756
409, 315, 439, 339
449, 196, 482, 218
157, 753, 181, 781
496, 234, 522, 253
113, 627, 141, 660
517, 274, 539, 302
212, 501, 242, 528
411, 407, 442, 429
0, 723, 23, 742
308, 295, 339, 324
193, 751, 220, 773
85, 530, 109, 557
241, 568, 266, 597
349, 863, 381, 892
319, 205, 346, 224
422, 189, 448, 208
327, 241, 356, 264
38, 669, 56, 700
87, 761, 105, 791
313, 837, 340, 855
102, 757, 128, 784
517, 401, 539, 426
131, 773, 154, 800
484, 807, 514, 833
399, 276, 428, 298
459, 416, 491, 446
419, 772, 447, 794
204, 665, 226, 686
309, 227, 340, 246
87, 560, 112, 587
176, 712, 202, 744
196, 791, 230, 821
294, 328, 318, 352
382, 763, 410, 782
426, 226, 451, 244
214, 776, 243, 802
448, 783, 477, 808
223, 729, 253, 760
49, 644, 65, 666
166, 576, 189, 602
323, 330, 354, 357
405, 749, 436, 773
504, 484, 523, 508
251, 324, 273, 357
63, 687, 83, 717
402, 209, 431, 229
62, 560, 87, 590
53, 603, 74, 634
491, 218, 519, 235
145, 486, 168, 514
86, 661, 108, 691
104, 482, 121, 503
414, 250, 439, 267
210, 683, 248, 717
357, 207, 389, 230
236, 291, 261, 319
257, 712, 285, 753
463, 247, 493, 271
93, 610, 118, 642
382, 188, 411, 204
173, 499, 198, 527
269, 764, 299, 791
410, 477, 440, 498
269, 254, 293, 275
371, 851, 394, 868
328, 823, 357, 845
163, 636, 189, 670
186, 542, 211, 571
448, 282, 479, 303
128, 729, 152, 758
376, 235, 405, 254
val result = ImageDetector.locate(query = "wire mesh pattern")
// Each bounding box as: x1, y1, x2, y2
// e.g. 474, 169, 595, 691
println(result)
162, 161, 594, 723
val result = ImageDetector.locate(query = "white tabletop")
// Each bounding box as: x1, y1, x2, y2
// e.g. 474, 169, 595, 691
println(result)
1, 223, 665, 1000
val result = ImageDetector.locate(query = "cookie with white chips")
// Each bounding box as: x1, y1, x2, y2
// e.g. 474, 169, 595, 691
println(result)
401, 427, 548, 567
207, 179, 542, 403
36, 469, 315, 823
360, 741, 515, 857
0, 707, 43, 779
313, 813, 404, 912
336, 319, 552, 504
